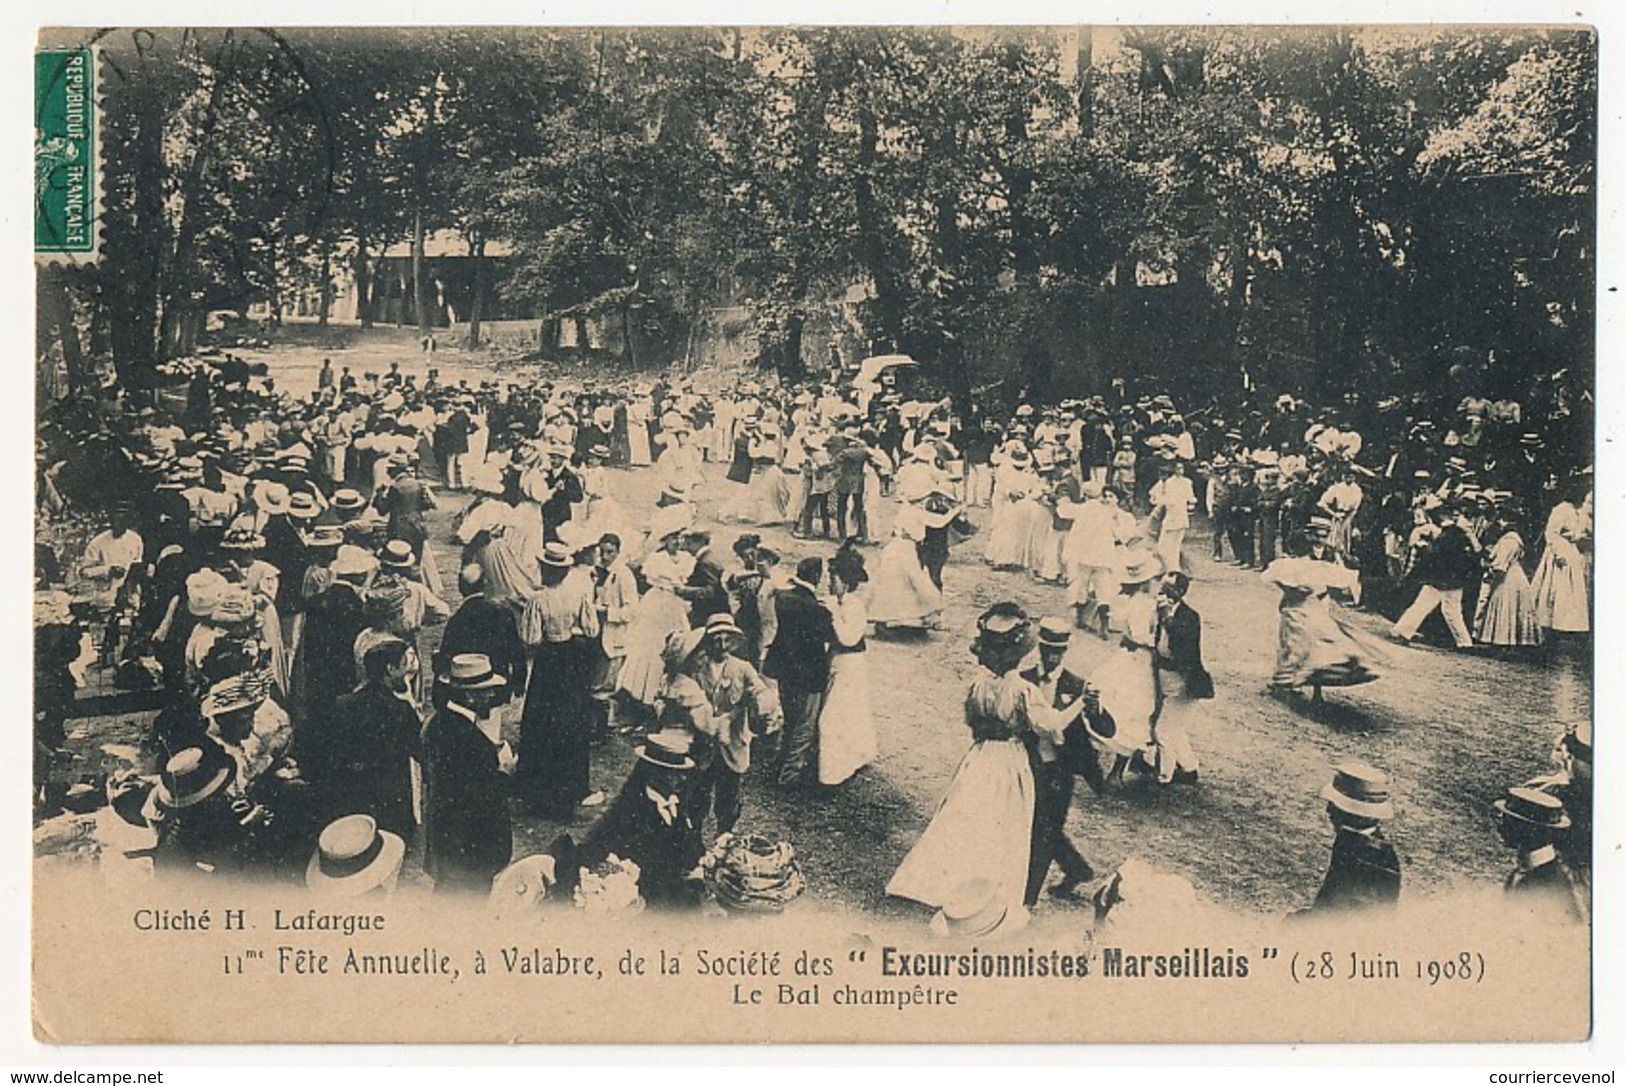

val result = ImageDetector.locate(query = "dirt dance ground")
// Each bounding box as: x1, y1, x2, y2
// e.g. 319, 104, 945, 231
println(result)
50, 337, 1594, 923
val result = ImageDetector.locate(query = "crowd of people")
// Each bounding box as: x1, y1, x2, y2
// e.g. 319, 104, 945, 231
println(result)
33, 346, 1592, 928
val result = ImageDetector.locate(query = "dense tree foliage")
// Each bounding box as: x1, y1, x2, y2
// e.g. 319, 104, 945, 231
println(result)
40, 26, 1595, 404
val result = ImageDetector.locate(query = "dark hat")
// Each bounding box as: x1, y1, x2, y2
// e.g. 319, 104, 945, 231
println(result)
636, 729, 697, 772
733, 533, 762, 555
156, 747, 232, 810
1493, 786, 1570, 830
1322, 761, 1395, 820
306, 814, 406, 898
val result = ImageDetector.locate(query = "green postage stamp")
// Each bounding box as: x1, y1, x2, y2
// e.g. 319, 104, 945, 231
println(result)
34, 46, 99, 262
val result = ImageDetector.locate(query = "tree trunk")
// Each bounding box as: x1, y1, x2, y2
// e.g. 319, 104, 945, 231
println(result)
853, 102, 906, 348
39, 270, 88, 398
1077, 26, 1095, 139
317, 241, 334, 325
412, 208, 431, 337
354, 234, 373, 327
466, 234, 486, 349
621, 301, 637, 366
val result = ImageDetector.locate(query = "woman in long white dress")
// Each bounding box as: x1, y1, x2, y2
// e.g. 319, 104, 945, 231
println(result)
869, 502, 946, 629
819, 547, 878, 786
1087, 550, 1163, 782
1262, 538, 1384, 701
984, 448, 1045, 569
626, 395, 653, 467
615, 517, 697, 708
1530, 493, 1590, 634
887, 603, 1065, 914
1476, 521, 1542, 647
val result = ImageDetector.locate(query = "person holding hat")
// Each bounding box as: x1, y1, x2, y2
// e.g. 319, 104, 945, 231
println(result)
1492, 786, 1586, 923
888, 602, 1072, 917
1017, 617, 1099, 903
307, 813, 406, 899
688, 612, 783, 834
1309, 762, 1402, 913
422, 654, 516, 895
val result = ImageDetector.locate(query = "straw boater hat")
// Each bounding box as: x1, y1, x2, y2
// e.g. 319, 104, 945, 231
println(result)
1322, 761, 1396, 820
438, 653, 508, 693
1493, 786, 1571, 831
1036, 616, 1072, 649
155, 747, 232, 811
929, 877, 1029, 939
636, 729, 697, 772
539, 541, 574, 570
379, 540, 417, 570
331, 488, 367, 513
306, 814, 406, 898
286, 492, 320, 519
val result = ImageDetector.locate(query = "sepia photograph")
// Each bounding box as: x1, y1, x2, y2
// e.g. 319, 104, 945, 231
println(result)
29, 19, 1597, 1045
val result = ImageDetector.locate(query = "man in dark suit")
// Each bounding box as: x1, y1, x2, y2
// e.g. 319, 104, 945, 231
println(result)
1153, 572, 1213, 785
538, 445, 585, 544
763, 556, 834, 788
675, 530, 731, 629
1310, 761, 1402, 913
1019, 618, 1097, 903
436, 563, 527, 689
422, 655, 516, 895
305, 639, 421, 841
